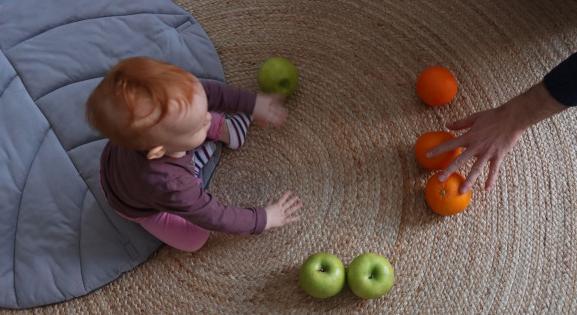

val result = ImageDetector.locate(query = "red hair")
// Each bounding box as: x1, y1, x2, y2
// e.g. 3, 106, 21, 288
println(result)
86, 57, 198, 149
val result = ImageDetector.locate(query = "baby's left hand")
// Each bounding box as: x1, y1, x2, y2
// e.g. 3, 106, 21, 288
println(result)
252, 94, 289, 128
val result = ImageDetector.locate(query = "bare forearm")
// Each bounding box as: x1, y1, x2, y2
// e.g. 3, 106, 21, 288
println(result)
504, 82, 566, 131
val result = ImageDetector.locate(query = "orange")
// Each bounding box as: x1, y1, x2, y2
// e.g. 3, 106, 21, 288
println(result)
425, 173, 472, 216
416, 66, 458, 107
415, 131, 461, 171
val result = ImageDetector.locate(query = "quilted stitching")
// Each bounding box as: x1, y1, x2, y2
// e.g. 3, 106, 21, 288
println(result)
0, 0, 224, 309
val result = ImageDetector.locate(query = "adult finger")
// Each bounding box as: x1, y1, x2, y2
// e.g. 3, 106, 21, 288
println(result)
485, 156, 503, 191
460, 155, 489, 194
427, 136, 468, 158
439, 148, 476, 181
446, 112, 480, 130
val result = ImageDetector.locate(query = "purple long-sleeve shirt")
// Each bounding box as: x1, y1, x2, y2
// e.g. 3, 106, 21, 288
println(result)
99, 80, 267, 235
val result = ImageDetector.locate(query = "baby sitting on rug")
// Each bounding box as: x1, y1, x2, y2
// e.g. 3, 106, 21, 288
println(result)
86, 57, 302, 252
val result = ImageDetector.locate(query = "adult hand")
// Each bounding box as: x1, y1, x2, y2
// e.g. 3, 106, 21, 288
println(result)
427, 82, 566, 193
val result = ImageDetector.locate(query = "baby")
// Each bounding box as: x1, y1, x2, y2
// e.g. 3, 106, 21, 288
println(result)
86, 57, 302, 252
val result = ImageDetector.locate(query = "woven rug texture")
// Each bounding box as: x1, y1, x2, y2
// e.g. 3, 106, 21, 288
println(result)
4, 0, 577, 313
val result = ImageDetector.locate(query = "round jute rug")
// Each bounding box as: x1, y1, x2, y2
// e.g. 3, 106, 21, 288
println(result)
9, 0, 577, 314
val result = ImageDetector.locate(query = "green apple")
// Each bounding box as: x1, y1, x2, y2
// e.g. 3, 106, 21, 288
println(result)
299, 252, 346, 299
347, 253, 395, 299
257, 57, 299, 96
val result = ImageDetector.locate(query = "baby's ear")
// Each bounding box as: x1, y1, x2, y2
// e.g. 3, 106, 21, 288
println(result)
146, 146, 166, 160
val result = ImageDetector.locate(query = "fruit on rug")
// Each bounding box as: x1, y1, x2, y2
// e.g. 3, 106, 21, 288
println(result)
415, 131, 461, 170
258, 57, 299, 96
425, 172, 472, 216
416, 66, 458, 106
299, 252, 346, 299
347, 253, 395, 299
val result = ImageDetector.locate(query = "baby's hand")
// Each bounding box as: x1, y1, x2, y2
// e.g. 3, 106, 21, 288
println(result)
252, 94, 289, 128
264, 191, 302, 230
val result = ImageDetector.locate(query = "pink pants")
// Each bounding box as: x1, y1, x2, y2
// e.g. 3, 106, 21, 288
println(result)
117, 211, 210, 252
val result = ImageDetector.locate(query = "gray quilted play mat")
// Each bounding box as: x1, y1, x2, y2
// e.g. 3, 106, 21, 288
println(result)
0, 0, 224, 309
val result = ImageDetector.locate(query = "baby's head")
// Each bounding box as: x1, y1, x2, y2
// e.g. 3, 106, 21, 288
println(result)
86, 57, 211, 159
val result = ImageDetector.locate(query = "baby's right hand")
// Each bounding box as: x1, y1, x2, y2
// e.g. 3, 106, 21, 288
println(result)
253, 94, 288, 128
264, 191, 302, 230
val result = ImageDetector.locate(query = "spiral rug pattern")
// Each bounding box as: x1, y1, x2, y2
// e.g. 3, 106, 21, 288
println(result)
7, 0, 577, 314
